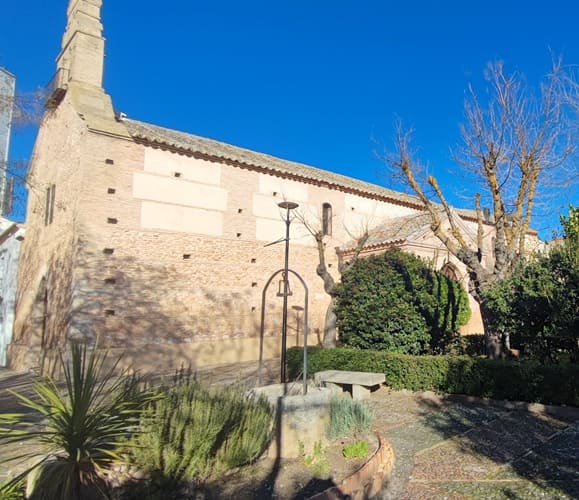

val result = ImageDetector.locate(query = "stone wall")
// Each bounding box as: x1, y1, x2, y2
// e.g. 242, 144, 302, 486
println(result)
10, 88, 490, 373
10, 97, 87, 371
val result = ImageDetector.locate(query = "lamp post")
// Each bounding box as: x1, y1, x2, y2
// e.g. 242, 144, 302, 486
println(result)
278, 201, 299, 383
292, 305, 304, 346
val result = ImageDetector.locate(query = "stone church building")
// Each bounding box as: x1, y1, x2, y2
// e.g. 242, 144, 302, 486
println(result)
9, 0, 513, 373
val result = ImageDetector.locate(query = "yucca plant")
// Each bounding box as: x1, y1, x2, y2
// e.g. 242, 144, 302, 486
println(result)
0, 479, 24, 500
0, 343, 151, 500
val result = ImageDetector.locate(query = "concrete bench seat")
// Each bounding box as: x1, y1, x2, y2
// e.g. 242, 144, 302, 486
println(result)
314, 370, 385, 400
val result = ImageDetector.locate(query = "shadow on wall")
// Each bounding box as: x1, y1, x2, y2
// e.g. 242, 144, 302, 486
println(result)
14, 236, 313, 377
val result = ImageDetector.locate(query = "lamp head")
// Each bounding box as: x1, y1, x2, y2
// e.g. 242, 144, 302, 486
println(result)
278, 201, 299, 210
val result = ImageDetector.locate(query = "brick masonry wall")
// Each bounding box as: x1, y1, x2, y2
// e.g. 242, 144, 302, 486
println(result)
10, 85, 487, 374
68, 132, 338, 349
10, 97, 88, 370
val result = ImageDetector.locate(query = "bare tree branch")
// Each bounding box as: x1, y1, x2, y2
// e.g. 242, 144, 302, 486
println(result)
381, 60, 579, 357
295, 208, 372, 347
0, 89, 45, 127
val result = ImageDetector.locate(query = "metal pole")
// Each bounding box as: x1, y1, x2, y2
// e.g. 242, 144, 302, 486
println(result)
280, 207, 291, 383
303, 288, 309, 395
260, 268, 308, 390
259, 269, 285, 386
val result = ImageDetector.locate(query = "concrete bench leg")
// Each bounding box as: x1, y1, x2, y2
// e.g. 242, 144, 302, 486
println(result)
326, 382, 344, 395
352, 384, 371, 400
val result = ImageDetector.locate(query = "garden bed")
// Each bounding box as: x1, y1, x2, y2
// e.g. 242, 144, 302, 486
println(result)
113, 433, 379, 499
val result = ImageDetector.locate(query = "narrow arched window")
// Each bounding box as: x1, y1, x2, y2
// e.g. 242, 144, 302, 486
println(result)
322, 203, 332, 236
441, 263, 459, 281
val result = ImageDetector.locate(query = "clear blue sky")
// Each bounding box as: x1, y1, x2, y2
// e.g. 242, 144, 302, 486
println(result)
2, 0, 578, 238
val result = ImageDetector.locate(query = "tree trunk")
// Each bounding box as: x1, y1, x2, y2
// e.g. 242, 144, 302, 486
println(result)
322, 297, 337, 348
479, 299, 504, 359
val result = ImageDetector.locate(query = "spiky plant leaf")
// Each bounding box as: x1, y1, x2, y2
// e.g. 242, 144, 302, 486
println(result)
0, 344, 153, 500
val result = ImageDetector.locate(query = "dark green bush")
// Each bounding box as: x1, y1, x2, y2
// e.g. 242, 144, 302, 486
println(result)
482, 205, 578, 363
288, 346, 579, 407
334, 249, 470, 354
445, 334, 486, 356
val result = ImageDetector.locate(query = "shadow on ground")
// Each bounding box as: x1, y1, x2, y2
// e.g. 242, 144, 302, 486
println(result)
409, 394, 579, 499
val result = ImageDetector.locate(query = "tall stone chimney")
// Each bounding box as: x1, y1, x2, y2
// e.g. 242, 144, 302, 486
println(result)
48, 0, 129, 136
56, 0, 105, 89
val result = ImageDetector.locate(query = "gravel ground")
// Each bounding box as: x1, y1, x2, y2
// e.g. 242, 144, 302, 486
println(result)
1, 366, 578, 499
368, 388, 579, 499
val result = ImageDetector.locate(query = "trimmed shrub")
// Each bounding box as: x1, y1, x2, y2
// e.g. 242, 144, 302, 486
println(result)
333, 249, 470, 354
288, 346, 579, 407
445, 334, 486, 356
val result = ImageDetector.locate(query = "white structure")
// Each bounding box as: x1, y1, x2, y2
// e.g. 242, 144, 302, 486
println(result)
0, 216, 24, 365
0, 68, 16, 215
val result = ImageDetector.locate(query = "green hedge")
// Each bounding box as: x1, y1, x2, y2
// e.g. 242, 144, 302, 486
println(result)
287, 347, 579, 407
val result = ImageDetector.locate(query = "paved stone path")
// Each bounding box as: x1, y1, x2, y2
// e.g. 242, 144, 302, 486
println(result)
368, 389, 579, 499
1, 365, 578, 499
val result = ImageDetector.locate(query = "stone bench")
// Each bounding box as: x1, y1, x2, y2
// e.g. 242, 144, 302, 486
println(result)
314, 370, 385, 400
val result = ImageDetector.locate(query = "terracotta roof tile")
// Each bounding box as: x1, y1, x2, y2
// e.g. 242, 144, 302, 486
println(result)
124, 118, 423, 208
340, 213, 432, 252
341, 208, 481, 253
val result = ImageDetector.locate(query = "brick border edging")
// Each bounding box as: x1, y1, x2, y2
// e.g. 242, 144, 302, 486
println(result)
308, 432, 395, 500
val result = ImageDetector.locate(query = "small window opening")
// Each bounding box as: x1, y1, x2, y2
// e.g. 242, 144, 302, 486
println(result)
236, 232, 242, 238
44, 184, 56, 226
251, 258, 256, 263
174, 172, 182, 178
107, 218, 118, 224
322, 203, 332, 236
107, 188, 116, 194
104, 278, 116, 285
103, 248, 115, 255
104, 309, 116, 316
183, 254, 191, 260
273, 191, 278, 196
251, 282, 258, 287
238, 208, 243, 213
105, 159, 114, 165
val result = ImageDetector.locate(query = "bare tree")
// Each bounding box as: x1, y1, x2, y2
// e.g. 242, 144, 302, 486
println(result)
0, 89, 45, 217
0, 90, 44, 128
380, 61, 578, 358
296, 209, 371, 347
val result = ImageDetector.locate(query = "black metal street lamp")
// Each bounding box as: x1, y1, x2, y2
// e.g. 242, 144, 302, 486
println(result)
278, 201, 299, 383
